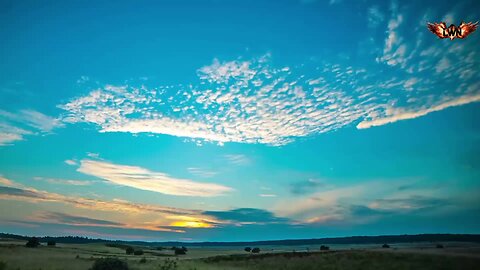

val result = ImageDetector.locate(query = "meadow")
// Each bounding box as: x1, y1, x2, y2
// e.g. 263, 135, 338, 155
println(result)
0, 238, 479, 270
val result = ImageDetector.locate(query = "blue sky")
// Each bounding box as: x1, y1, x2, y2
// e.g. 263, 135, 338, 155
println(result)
0, 0, 479, 241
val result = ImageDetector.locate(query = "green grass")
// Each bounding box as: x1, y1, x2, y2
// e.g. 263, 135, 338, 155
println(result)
0, 241, 479, 270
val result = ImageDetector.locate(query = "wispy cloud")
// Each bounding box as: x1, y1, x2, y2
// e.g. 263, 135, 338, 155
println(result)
259, 193, 277, 198
33, 176, 94, 186
0, 176, 17, 187
224, 154, 250, 166
357, 93, 480, 129
34, 211, 124, 227
0, 180, 221, 231
0, 109, 63, 146
290, 179, 325, 195
187, 167, 218, 178
64, 159, 77, 166
203, 208, 291, 225
368, 5, 385, 28
77, 159, 233, 197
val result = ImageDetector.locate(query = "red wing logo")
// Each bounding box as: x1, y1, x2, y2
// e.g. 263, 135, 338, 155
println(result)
427, 21, 478, 40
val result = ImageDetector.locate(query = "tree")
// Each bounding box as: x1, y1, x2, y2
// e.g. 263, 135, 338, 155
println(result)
90, 258, 129, 270
244, 247, 252, 252
25, 237, 40, 248
133, 250, 144, 256
436, 244, 444, 249
251, 247, 260, 253
320, 245, 330, 251
47, 240, 56, 246
125, 246, 134, 255
174, 247, 186, 255
382, 244, 390, 248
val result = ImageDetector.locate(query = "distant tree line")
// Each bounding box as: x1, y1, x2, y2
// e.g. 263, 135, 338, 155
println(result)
2, 232, 478, 246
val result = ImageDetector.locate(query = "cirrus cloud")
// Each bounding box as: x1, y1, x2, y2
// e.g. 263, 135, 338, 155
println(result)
77, 159, 233, 197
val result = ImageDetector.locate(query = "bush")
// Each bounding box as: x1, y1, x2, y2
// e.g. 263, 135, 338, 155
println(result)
125, 246, 134, 255
26, 237, 40, 248
174, 247, 186, 255
244, 247, 251, 252
436, 244, 444, 248
90, 258, 129, 270
320, 245, 330, 251
133, 249, 144, 255
382, 244, 390, 248
0, 261, 6, 270
158, 258, 178, 270
47, 240, 56, 246
251, 247, 260, 253
139, 257, 147, 264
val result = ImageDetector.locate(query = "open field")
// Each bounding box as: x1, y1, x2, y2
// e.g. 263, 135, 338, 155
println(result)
1, 239, 480, 270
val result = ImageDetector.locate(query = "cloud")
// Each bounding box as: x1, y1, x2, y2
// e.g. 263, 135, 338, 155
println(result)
64, 159, 77, 166
290, 179, 326, 195
376, 2, 405, 66
368, 195, 448, 212
203, 208, 291, 225
259, 194, 277, 198
33, 176, 94, 186
0, 184, 199, 217
187, 167, 218, 178
77, 159, 232, 197
59, 45, 480, 145
224, 154, 250, 166
0, 176, 16, 187
35, 211, 124, 227
0, 181, 220, 231
368, 6, 385, 27
357, 93, 480, 129
0, 109, 63, 146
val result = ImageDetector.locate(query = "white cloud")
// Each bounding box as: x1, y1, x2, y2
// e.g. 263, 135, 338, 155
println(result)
187, 167, 218, 178
225, 154, 250, 166
357, 93, 480, 129
59, 49, 480, 145
77, 159, 233, 197
368, 6, 384, 28
65, 159, 77, 166
0, 109, 63, 146
259, 194, 277, 198
34, 177, 93, 186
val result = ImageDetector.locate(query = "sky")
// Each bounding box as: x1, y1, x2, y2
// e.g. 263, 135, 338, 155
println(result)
0, 0, 479, 242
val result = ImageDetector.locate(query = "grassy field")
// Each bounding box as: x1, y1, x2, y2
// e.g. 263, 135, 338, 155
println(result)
0, 239, 479, 270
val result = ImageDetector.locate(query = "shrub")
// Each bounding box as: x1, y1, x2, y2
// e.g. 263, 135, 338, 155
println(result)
76, 255, 80, 259
158, 258, 178, 270
139, 257, 147, 264
244, 247, 251, 252
382, 244, 390, 248
133, 249, 144, 255
125, 246, 134, 255
174, 247, 186, 255
436, 244, 444, 248
251, 247, 260, 253
90, 258, 129, 270
25, 237, 40, 248
0, 261, 6, 270
47, 240, 56, 246
320, 245, 330, 251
